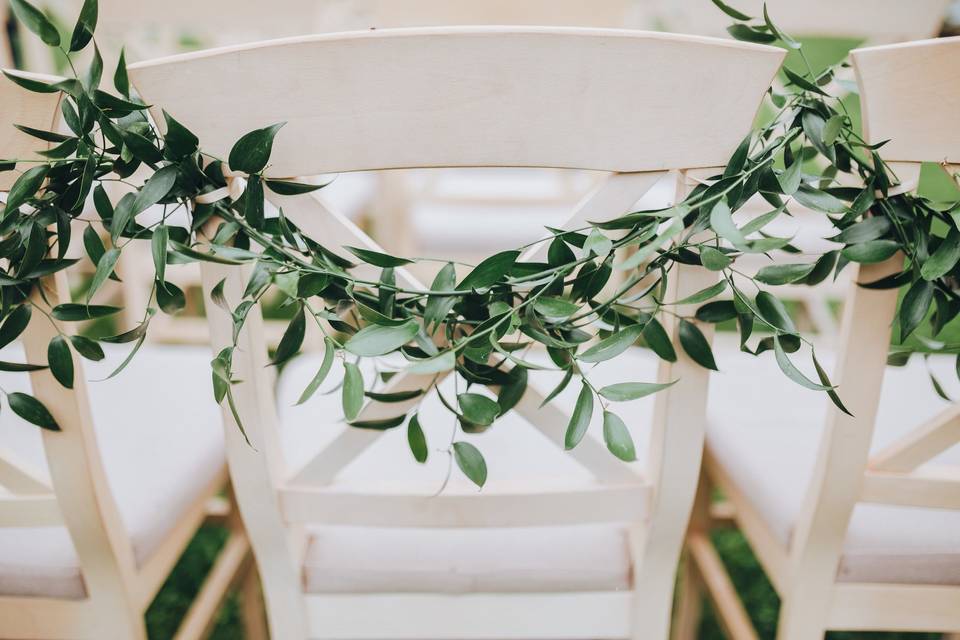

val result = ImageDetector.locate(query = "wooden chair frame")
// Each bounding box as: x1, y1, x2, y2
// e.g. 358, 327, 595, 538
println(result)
129, 27, 783, 640
0, 71, 261, 640
677, 36, 960, 640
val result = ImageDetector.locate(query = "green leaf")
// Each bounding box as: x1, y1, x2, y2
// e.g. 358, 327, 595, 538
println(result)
777, 159, 802, 195
579, 324, 644, 363
755, 291, 797, 334
47, 335, 74, 389
540, 367, 573, 408
710, 0, 752, 20
674, 280, 727, 305
273, 305, 306, 364
365, 389, 423, 403
51, 304, 121, 321
152, 225, 168, 286
10, 0, 60, 46
4, 165, 49, 217
69, 335, 104, 361
453, 441, 487, 488
342, 362, 364, 421
812, 351, 852, 416
679, 320, 718, 370
643, 317, 677, 362
834, 217, 891, 244
345, 319, 419, 357
497, 366, 527, 414
407, 350, 456, 374
86, 248, 120, 303
920, 228, 960, 281
8, 392, 59, 430
156, 282, 186, 314
457, 250, 520, 291
425, 262, 457, 328
3, 70, 59, 93
762, 3, 800, 48
598, 380, 676, 402
13, 124, 70, 143
710, 201, 747, 248
727, 24, 777, 43
348, 415, 406, 430
458, 393, 501, 427
773, 337, 831, 391
345, 246, 412, 268
784, 67, 827, 96
69, 0, 97, 51
755, 263, 815, 285
696, 300, 738, 323
794, 184, 845, 213
265, 179, 328, 195
0, 305, 32, 350
0, 361, 47, 372
407, 414, 428, 463
841, 240, 899, 264
296, 338, 335, 405
162, 111, 199, 160
583, 228, 613, 257
132, 164, 178, 217
114, 47, 130, 96
700, 246, 732, 271
564, 383, 594, 450
899, 280, 934, 341
534, 296, 580, 321
228, 123, 284, 174
823, 115, 844, 145
244, 175, 265, 229
602, 411, 636, 462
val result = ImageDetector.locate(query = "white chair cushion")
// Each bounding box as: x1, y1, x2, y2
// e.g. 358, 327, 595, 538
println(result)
707, 346, 960, 586
0, 344, 225, 598
276, 348, 661, 593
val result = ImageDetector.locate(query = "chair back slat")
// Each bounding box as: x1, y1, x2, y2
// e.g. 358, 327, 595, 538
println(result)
852, 36, 960, 165
129, 28, 783, 177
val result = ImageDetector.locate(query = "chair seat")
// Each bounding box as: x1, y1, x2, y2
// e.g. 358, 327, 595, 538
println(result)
0, 344, 225, 599
276, 347, 662, 593
707, 347, 960, 586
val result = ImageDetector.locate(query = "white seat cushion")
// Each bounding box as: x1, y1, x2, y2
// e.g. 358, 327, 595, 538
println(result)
707, 346, 960, 585
0, 344, 225, 598
276, 348, 661, 593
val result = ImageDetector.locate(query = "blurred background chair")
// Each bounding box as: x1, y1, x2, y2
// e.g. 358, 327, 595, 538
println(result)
129, 26, 783, 640
677, 35, 960, 640
0, 73, 261, 640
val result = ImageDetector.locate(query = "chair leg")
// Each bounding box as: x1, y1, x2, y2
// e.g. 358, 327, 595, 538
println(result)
673, 554, 703, 640
240, 564, 269, 640
775, 591, 829, 640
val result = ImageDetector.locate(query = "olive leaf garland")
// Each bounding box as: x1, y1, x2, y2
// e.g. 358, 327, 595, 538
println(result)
1, 0, 958, 486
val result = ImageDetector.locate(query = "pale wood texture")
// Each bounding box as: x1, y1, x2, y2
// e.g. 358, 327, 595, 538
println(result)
656, 0, 949, 43
127, 28, 786, 640
0, 72, 61, 191
852, 36, 960, 164
129, 28, 783, 177
683, 36, 960, 639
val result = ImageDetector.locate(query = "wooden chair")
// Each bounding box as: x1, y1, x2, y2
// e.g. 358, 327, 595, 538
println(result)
677, 35, 960, 640
0, 72, 260, 639
128, 27, 784, 639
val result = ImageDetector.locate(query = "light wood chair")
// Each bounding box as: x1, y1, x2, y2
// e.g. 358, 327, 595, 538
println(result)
129, 27, 784, 639
677, 35, 960, 640
0, 72, 260, 640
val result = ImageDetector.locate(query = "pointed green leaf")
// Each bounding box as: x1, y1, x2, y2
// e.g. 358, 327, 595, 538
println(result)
345, 319, 419, 357
602, 411, 636, 462
342, 362, 364, 421
564, 383, 594, 450
899, 280, 934, 341
228, 123, 284, 174
296, 337, 335, 405
756, 291, 797, 334
273, 305, 306, 364
453, 441, 486, 487
458, 393, 500, 427
407, 414, 428, 463
457, 251, 520, 291
598, 380, 676, 402
679, 320, 718, 370
10, 0, 60, 46
47, 335, 74, 389
579, 324, 644, 363
773, 337, 831, 391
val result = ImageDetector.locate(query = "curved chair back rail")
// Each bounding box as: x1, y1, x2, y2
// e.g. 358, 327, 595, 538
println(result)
130, 28, 784, 640
129, 28, 784, 177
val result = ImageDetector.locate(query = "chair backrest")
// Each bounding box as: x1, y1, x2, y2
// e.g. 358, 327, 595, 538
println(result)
783, 36, 960, 594
0, 5, 12, 68
656, 0, 949, 44
0, 75, 143, 617
129, 29, 782, 636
